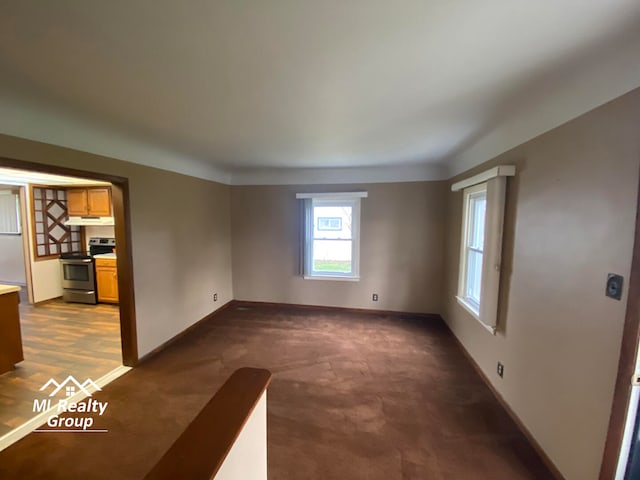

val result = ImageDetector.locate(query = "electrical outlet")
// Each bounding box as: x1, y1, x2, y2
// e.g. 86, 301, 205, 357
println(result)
606, 273, 623, 300
497, 362, 504, 378
372, 293, 378, 301
213, 293, 218, 302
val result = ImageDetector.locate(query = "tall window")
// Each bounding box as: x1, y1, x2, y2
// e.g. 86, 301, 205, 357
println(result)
459, 183, 487, 313
297, 192, 367, 280
453, 165, 513, 334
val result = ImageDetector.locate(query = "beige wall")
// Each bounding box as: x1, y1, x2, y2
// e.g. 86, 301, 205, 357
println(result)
21, 186, 64, 303
231, 182, 447, 313
30, 259, 63, 303
0, 134, 234, 357
0, 234, 25, 284
443, 87, 640, 479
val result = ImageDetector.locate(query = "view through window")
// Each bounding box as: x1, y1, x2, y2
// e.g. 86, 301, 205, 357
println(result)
297, 192, 366, 280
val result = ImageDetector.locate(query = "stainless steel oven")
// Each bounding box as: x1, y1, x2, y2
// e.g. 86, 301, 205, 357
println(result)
60, 255, 96, 304
59, 237, 115, 304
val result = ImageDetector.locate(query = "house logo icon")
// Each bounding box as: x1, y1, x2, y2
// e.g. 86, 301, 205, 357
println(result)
39, 376, 101, 397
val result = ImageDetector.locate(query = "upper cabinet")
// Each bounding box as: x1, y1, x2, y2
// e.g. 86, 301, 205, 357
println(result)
66, 189, 88, 215
67, 187, 112, 216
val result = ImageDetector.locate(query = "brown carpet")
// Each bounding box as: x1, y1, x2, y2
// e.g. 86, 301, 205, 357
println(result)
0, 304, 554, 479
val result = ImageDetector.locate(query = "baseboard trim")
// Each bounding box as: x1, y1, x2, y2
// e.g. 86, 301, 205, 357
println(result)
232, 299, 443, 321
139, 299, 441, 365
138, 300, 235, 364
33, 296, 63, 306
443, 323, 566, 480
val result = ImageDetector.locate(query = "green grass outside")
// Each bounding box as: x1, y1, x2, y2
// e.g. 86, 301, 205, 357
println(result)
314, 260, 352, 273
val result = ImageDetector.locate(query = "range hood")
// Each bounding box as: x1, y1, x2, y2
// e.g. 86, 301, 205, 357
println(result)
64, 216, 115, 226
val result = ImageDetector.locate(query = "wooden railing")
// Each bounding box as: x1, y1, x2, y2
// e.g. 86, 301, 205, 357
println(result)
144, 367, 272, 480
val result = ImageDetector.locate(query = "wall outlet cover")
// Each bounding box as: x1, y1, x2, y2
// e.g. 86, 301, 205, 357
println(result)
606, 274, 623, 301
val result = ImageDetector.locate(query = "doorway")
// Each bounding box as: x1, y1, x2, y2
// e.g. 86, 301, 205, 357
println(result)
0, 157, 137, 365
0, 185, 29, 303
0, 158, 137, 448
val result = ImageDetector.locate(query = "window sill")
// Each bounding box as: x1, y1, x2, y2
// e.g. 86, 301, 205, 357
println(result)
455, 296, 496, 335
303, 275, 360, 282
456, 296, 479, 319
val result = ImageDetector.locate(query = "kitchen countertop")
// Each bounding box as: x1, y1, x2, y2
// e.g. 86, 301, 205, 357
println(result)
0, 284, 21, 295
93, 253, 117, 259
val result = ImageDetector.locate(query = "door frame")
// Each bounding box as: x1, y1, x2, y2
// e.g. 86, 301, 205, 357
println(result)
600, 172, 640, 478
18, 185, 34, 304
0, 156, 138, 366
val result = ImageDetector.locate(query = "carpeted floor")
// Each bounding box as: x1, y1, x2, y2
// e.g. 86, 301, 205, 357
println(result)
0, 303, 553, 479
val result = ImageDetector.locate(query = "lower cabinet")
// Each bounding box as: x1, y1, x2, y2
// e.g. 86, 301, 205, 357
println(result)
95, 258, 119, 304
0, 291, 23, 374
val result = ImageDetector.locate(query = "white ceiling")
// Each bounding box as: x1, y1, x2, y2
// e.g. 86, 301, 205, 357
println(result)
1, 1, 639, 184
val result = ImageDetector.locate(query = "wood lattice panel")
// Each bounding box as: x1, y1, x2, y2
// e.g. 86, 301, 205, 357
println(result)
30, 186, 81, 260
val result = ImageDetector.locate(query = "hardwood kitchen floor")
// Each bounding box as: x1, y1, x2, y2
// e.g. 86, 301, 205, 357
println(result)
0, 299, 121, 437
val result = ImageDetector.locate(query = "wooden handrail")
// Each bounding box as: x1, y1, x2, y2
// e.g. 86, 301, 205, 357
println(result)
144, 367, 272, 480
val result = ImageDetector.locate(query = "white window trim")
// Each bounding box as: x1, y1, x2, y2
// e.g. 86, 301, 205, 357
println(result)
296, 192, 368, 199
302, 274, 361, 282
451, 165, 515, 192
456, 182, 486, 321
455, 167, 513, 334
297, 192, 367, 281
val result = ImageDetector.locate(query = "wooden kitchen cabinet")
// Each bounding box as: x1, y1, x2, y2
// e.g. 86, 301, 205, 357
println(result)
95, 258, 119, 303
67, 187, 112, 216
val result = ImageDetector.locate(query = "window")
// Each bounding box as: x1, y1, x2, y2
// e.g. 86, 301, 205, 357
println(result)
458, 183, 487, 314
0, 189, 20, 234
296, 192, 367, 280
453, 165, 514, 334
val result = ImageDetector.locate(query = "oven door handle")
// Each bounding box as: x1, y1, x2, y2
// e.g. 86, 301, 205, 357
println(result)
62, 259, 93, 264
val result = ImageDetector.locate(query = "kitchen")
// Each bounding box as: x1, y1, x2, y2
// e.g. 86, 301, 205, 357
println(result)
0, 168, 125, 445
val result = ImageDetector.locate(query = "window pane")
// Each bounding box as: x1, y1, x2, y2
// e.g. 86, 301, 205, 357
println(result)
466, 249, 483, 304
313, 205, 352, 240
468, 194, 486, 250
312, 239, 352, 273
317, 217, 342, 231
